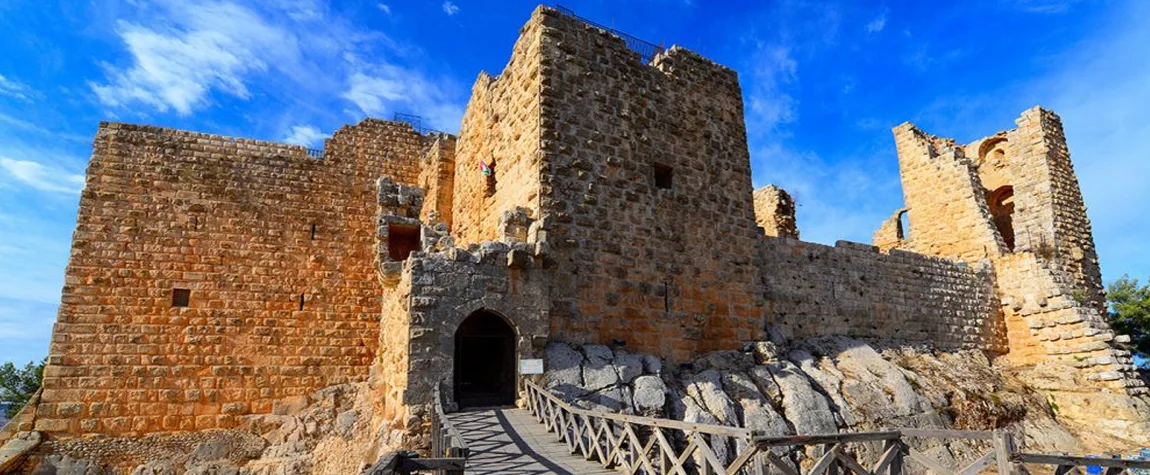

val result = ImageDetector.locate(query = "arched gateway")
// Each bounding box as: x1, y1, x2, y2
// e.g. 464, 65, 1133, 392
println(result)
453, 310, 517, 408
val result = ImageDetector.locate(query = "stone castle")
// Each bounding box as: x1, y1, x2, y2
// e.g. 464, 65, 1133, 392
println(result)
4, 4, 1148, 462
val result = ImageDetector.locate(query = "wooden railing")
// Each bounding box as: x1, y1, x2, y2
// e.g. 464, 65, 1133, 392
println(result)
428, 380, 469, 474
363, 381, 467, 475
524, 378, 1150, 475
526, 378, 766, 474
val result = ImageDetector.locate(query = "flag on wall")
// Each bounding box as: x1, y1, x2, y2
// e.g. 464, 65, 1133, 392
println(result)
480, 161, 493, 176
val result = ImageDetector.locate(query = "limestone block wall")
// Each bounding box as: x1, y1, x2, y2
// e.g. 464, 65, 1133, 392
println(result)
873, 209, 907, 251
417, 136, 457, 227
889, 124, 1004, 262
965, 108, 1105, 310
752, 185, 799, 239
450, 14, 546, 245
383, 243, 551, 440
994, 253, 1144, 391
38, 120, 430, 437
760, 237, 1007, 352
339, 119, 429, 187
534, 8, 763, 360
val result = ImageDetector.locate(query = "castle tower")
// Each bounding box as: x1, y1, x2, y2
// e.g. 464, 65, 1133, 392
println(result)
875, 107, 1147, 433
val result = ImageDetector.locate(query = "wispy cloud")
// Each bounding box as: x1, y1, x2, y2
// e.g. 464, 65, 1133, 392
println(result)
282, 125, 326, 147
747, 45, 798, 131
341, 60, 464, 131
89, 0, 464, 132
0, 157, 85, 194
1014, 0, 1081, 14
91, 2, 292, 115
0, 73, 33, 101
865, 8, 888, 34
442, 1, 459, 16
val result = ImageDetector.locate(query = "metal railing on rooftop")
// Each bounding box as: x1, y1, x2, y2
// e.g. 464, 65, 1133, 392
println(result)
553, 4, 666, 63
393, 112, 448, 136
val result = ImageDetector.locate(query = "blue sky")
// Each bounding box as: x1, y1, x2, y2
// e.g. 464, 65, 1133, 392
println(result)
1, 0, 1149, 365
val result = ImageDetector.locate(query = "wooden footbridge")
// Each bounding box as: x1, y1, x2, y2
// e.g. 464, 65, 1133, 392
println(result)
367, 379, 1150, 475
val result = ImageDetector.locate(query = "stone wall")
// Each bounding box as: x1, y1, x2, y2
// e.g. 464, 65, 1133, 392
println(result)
450, 15, 546, 246
760, 237, 1006, 352
417, 136, 457, 228
534, 8, 764, 361
37, 119, 432, 437
752, 185, 799, 239
889, 124, 1004, 262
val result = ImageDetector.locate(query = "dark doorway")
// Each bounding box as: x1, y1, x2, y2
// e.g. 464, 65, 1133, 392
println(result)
988, 186, 1016, 251
454, 310, 517, 408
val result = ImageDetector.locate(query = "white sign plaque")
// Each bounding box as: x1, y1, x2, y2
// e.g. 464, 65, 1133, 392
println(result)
520, 359, 544, 375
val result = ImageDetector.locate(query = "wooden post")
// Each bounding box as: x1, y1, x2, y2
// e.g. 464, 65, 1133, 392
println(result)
445, 447, 465, 475
994, 430, 1015, 475
890, 441, 904, 475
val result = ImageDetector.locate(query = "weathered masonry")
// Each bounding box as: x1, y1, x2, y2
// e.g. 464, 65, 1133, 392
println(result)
18, 4, 1147, 446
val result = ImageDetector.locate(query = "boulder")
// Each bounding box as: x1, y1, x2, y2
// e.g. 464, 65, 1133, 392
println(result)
612, 350, 644, 384
543, 342, 584, 388
764, 360, 838, 435
582, 345, 620, 391
632, 375, 667, 414
685, 370, 740, 427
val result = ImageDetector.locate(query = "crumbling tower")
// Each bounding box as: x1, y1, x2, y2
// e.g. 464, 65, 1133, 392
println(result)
875, 107, 1147, 431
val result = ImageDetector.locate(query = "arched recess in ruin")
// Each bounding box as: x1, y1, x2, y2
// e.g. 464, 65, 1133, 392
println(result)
453, 309, 518, 408
896, 209, 910, 240
988, 185, 1016, 251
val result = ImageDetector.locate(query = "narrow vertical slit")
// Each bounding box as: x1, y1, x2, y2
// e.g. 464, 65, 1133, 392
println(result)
299, 294, 305, 311
664, 281, 670, 313
311, 224, 317, 240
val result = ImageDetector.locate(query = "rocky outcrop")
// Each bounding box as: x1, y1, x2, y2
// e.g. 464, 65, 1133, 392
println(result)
542, 342, 664, 415
541, 335, 1112, 469
14, 383, 387, 475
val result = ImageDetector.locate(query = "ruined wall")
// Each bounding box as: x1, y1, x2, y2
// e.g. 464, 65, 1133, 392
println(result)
965, 109, 1105, 309
752, 185, 799, 239
760, 237, 1006, 352
450, 20, 545, 245
534, 8, 763, 361
417, 136, 457, 228
889, 124, 1004, 262
878, 108, 1142, 406
37, 120, 429, 437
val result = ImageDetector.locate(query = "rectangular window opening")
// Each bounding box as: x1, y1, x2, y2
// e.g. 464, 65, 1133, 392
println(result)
654, 163, 673, 189
387, 224, 421, 261
172, 288, 191, 308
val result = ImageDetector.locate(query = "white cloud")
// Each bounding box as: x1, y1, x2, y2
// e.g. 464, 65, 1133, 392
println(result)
865, 8, 888, 33
283, 125, 326, 147
747, 45, 798, 131
0, 73, 32, 101
377, 3, 391, 14
89, 0, 464, 133
91, 1, 303, 116
1014, 0, 1081, 14
442, 1, 459, 16
341, 63, 464, 132
0, 157, 85, 194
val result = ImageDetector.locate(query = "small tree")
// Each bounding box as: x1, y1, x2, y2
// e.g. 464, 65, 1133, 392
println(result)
0, 359, 45, 419
1106, 275, 1150, 356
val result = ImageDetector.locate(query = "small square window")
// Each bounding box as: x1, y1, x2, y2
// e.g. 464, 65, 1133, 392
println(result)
172, 288, 191, 307
654, 163, 673, 190
388, 224, 421, 261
